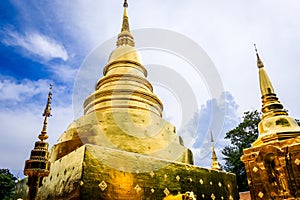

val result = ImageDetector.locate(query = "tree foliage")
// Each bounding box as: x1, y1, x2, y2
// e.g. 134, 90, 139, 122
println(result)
295, 119, 300, 126
0, 168, 17, 200
222, 110, 261, 192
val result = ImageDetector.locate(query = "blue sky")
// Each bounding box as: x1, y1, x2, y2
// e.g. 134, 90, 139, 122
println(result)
1, 0, 300, 177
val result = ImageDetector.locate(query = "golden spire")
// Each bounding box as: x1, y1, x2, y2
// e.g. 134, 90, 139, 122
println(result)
254, 45, 287, 119
38, 84, 52, 141
117, 0, 135, 46
24, 84, 52, 200
254, 44, 264, 68
254, 44, 275, 97
210, 131, 222, 171
84, 0, 163, 117
121, 0, 129, 32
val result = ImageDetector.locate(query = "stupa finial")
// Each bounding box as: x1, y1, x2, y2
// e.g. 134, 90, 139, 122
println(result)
254, 44, 264, 68
123, 0, 128, 8
38, 84, 53, 141
117, 0, 135, 46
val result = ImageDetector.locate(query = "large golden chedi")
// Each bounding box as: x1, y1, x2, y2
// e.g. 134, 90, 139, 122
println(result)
16, 1, 239, 199
50, 3, 193, 165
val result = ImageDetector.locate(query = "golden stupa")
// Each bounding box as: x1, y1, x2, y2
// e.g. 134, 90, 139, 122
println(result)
16, 1, 239, 199
50, 1, 193, 165
210, 131, 222, 171
241, 46, 300, 199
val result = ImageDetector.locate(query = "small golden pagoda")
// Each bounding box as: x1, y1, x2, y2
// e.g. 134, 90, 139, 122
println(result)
16, 1, 239, 199
241, 46, 300, 199
210, 131, 222, 171
24, 84, 52, 200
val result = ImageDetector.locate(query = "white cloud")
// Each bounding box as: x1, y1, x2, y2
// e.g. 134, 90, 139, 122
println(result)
0, 76, 72, 107
48, 65, 78, 83
181, 92, 240, 167
0, 78, 50, 102
2, 29, 68, 61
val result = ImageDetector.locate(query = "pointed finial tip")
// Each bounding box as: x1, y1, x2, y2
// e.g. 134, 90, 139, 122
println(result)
123, 0, 128, 8
254, 44, 264, 68
210, 130, 214, 143
254, 44, 258, 53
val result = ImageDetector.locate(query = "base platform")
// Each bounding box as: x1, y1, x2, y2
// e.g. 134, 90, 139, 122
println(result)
15, 144, 239, 199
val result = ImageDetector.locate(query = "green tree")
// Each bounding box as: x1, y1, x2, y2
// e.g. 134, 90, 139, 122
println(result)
295, 119, 300, 126
222, 110, 260, 192
0, 169, 17, 200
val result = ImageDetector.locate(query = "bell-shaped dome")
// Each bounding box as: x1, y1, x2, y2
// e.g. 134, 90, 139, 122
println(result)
108, 45, 142, 64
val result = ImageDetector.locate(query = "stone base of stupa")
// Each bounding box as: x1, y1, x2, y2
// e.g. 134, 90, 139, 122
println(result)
15, 144, 238, 200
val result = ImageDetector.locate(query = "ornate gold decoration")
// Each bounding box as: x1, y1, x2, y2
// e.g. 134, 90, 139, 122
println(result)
258, 191, 264, 198
199, 179, 204, 185
80, 181, 84, 186
211, 193, 216, 200
151, 188, 155, 193
295, 158, 300, 166
99, 181, 108, 191
252, 166, 258, 173
176, 175, 180, 181
164, 188, 170, 196
134, 184, 142, 193
149, 171, 155, 178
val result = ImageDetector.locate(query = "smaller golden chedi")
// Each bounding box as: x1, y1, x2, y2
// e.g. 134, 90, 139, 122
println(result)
24, 84, 52, 200
210, 131, 222, 171
241, 46, 300, 200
